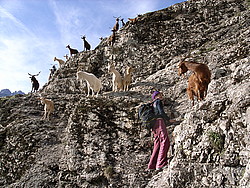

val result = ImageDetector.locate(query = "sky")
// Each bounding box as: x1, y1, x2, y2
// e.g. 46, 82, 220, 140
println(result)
0, 0, 185, 94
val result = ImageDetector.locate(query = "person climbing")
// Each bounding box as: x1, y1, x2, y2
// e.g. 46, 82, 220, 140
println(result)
147, 91, 173, 171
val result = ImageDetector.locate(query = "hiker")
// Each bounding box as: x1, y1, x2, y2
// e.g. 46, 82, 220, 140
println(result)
147, 91, 172, 171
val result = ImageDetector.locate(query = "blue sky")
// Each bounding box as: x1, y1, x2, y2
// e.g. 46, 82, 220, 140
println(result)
0, 0, 185, 93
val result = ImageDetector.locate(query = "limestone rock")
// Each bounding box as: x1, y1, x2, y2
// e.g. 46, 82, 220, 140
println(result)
0, 0, 249, 187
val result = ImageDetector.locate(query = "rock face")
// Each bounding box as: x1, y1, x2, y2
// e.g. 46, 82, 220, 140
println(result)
0, 0, 249, 187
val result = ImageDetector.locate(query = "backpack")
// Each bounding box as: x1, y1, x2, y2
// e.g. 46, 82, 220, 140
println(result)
138, 102, 156, 130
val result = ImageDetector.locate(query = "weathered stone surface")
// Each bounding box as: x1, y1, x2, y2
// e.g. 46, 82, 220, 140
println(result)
0, 0, 249, 187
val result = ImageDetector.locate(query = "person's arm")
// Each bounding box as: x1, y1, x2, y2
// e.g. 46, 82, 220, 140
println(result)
155, 100, 170, 121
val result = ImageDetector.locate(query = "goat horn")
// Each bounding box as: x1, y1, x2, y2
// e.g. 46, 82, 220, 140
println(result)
34, 71, 41, 76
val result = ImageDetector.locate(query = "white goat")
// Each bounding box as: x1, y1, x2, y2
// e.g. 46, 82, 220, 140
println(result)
76, 71, 103, 97
107, 63, 123, 92
54, 57, 65, 68
38, 97, 54, 120
123, 66, 134, 91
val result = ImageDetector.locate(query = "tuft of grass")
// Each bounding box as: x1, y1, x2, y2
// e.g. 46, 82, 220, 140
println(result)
103, 165, 114, 180
208, 131, 225, 152
246, 0, 250, 8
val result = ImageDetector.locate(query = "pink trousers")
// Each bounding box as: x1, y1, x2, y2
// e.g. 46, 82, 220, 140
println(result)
148, 118, 170, 170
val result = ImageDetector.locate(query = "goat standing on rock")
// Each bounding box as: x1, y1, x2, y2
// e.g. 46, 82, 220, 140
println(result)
186, 73, 208, 106
66, 45, 79, 56
178, 58, 211, 105
38, 97, 54, 120
54, 57, 65, 68
108, 63, 123, 92
123, 66, 134, 91
81, 35, 91, 51
128, 14, 142, 24
112, 16, 120, 32
108, 29, 116, 46
76, 71, 103, 97
28, 72, 40, 93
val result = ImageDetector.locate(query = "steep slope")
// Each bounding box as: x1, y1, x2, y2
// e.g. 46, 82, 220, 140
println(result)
0, 0, 249, 187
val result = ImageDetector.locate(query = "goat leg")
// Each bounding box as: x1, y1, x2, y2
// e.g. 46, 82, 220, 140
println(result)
47, 111, 50, 120
42, 111, 46, 120
86, 83, 90, 97
112, 82, 115, 92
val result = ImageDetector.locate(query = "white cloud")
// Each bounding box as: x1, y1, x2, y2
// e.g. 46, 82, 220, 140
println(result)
0, 6, 57, 93
0, 38, 34, 92
0, 5, 36, 39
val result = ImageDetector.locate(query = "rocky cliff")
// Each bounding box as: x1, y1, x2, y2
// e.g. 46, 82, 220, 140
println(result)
0, 0, 249, 187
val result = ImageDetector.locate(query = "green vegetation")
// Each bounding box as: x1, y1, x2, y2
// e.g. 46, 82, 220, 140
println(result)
0, 96, 13, 106
0, 94, 21, 101
208, 131, 225, 152
246, 0, 250, 8
103, 165, 114, 180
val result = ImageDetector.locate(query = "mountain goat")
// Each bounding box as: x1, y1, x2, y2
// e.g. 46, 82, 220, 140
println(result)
54, 57, 65, 68
76, 71, 103, 97
81, 35, 91, 51
123, 66, 134, 91
112, 16, 120, 32
38, 97, 54, 120
66, 45, 79, 56
28, 72, 40, 93
178, 60, 211, 102
187, 73, 208, 106
107, 63, 123, 92
108, 29, 116, 46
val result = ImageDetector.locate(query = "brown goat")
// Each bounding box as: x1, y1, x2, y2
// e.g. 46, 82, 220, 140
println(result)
178, 61, 211, 82
112, 16, 120, 32
108, 29, 116, 46
187, 73, 207, 106
66, 45, 78, 56
178, 60, 211, 104
128, 14, 142, 24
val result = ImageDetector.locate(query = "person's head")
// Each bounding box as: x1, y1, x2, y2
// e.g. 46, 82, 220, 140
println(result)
152, 91, 163, 100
